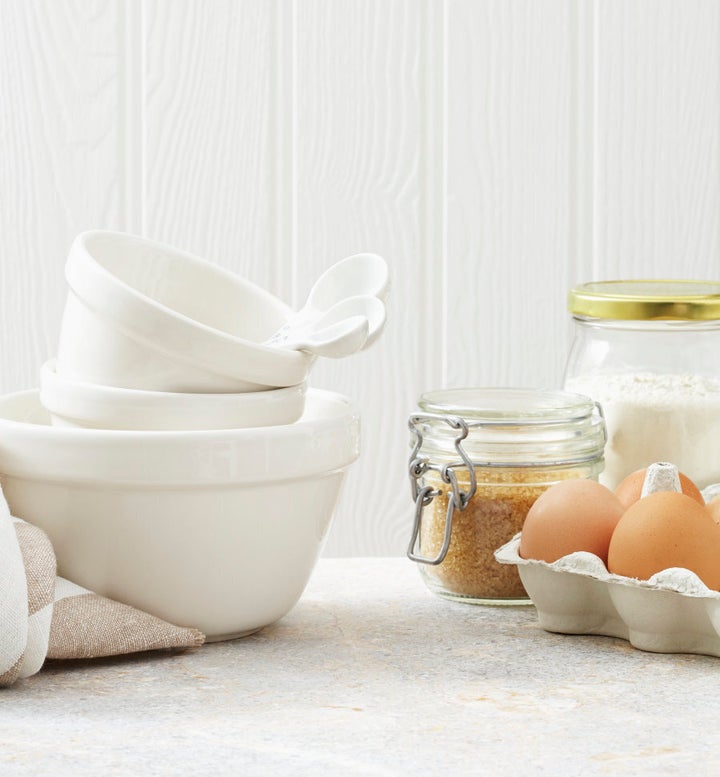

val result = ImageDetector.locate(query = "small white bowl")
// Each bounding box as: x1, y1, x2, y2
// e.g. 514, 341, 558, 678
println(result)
0, 389, 360, 639
40, 360, 306, 431
57, 231, 312, 392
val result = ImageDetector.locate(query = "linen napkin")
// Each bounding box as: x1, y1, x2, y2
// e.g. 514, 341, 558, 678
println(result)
0, 492, 204, 687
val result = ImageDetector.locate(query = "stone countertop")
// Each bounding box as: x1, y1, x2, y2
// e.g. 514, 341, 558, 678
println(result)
3, 558, 719, 776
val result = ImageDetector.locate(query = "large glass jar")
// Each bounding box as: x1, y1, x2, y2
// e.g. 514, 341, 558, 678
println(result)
407, 388, 606, 605
564, 280, 720, 490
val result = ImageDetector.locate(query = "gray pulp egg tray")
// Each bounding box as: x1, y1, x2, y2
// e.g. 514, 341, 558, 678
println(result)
495, 534, 720, 658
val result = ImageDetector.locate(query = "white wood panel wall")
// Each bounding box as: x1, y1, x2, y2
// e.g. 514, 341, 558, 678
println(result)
1, 0, 718, 556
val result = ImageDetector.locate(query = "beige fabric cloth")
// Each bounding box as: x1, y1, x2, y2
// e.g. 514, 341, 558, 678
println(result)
0, 493, 204, 687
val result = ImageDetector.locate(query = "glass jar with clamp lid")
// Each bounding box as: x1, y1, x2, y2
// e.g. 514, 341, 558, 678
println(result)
407, 388, 606, 604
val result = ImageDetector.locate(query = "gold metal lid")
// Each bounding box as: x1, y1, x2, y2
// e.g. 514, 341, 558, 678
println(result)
568, 280, 720, 320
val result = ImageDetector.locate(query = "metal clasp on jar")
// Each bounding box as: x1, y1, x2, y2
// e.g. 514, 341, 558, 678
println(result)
406, 413, 477, 565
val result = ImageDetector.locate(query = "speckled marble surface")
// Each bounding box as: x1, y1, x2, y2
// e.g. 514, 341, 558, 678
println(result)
3, 558, 720, 776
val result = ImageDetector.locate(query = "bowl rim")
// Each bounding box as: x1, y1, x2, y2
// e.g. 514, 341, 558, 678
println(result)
40, 360, 308, 431
41, 359, 306, 406
0, 388, 360, 485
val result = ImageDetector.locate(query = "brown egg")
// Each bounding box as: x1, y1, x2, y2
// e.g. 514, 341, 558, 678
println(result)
707, 496, 720, 525
614, 467, 704, 510
519, 479, 625, 565
608, 491, 720, 590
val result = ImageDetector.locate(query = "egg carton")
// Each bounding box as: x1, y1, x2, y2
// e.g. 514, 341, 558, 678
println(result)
495, 534, 720, 658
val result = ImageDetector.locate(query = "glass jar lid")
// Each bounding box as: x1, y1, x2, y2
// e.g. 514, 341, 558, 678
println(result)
413, 387, 606, 466
568, 280, 720, 321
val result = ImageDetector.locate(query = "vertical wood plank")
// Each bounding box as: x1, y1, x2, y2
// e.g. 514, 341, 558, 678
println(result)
595, 0, 720, 279
120, 0, 145, 236
143, 0, 294, 300
296, 0, 445, 555
445, 0, 579, 390
0, 0, 122, 392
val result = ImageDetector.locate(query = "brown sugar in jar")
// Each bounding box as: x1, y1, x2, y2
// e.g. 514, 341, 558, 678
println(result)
407, 389, 606, 605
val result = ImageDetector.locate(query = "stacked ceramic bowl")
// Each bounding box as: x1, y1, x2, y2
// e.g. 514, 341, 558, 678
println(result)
0, 231, 388, 640
43, 230, 387, 428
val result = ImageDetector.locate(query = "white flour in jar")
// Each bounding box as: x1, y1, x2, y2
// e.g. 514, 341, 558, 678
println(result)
565, 372, 720, 489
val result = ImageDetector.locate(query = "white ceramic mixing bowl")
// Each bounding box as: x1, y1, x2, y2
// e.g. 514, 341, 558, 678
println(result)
0, 389, 360, 640
57, 231, 311, 392
40, 360, 306, 431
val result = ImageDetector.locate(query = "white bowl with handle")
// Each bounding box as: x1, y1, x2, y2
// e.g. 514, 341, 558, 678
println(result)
0, 389, 360, 640
57, 231, 312, 392
40, 359, 306, 431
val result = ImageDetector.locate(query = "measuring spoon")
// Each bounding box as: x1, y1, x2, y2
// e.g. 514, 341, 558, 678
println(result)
267, 295, 386, 357
291, 253, 389, 328
278, 315, 369, 358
